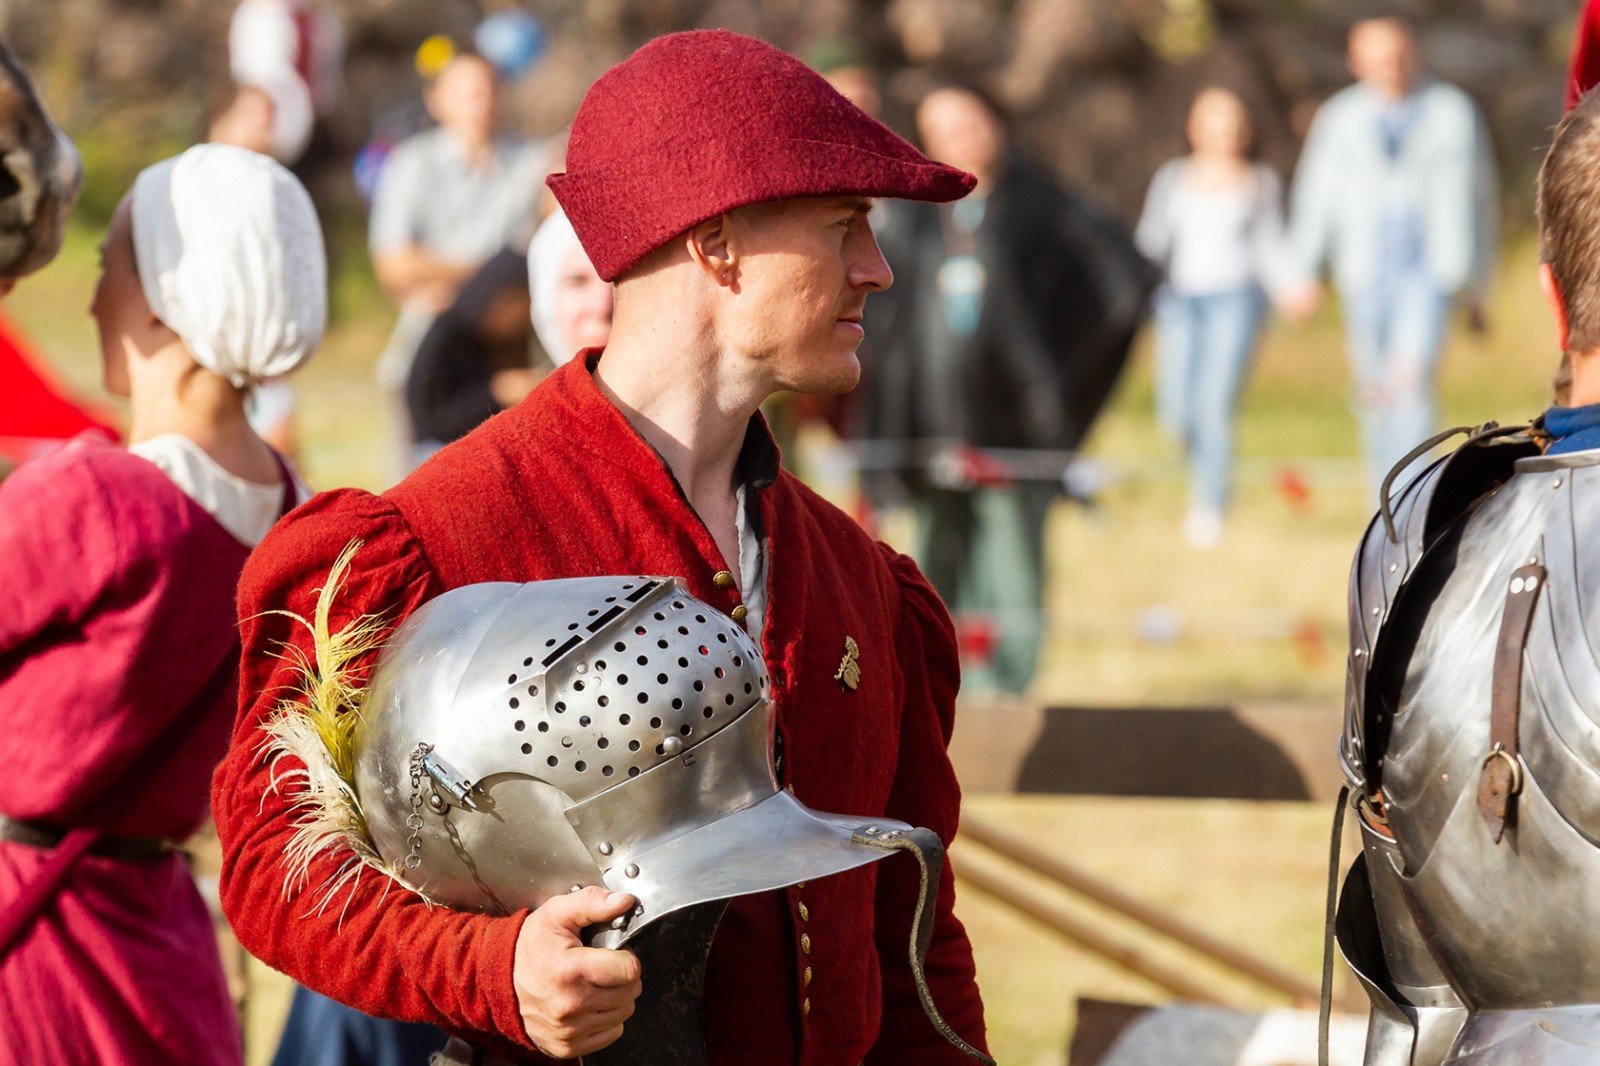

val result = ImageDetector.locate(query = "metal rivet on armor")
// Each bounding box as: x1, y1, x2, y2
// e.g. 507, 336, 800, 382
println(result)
575, 662, 588, 674
1388, 563, 1397, 574
633, 904, 644, 916
428, 792, 447, 813
599, 842, 614, 856
570, 884, 582, 893
731, 605, 749, 623
625, 863, 640, 878
713, 570, 735, 589
1352, 649, 1364, 659
562, 736, 574, 748
1530, 556, 1540, 565
662, 736, 685, 756
800, 933, 812, 954
1370, 607, 1380, 617
1526, 575, 1541, 591
611, 916, 628, 930
865, 826, 879, 834
1511, 577, 1525, 594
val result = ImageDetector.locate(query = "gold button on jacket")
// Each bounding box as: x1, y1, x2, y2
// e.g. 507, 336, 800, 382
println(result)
712, 570, 735, 588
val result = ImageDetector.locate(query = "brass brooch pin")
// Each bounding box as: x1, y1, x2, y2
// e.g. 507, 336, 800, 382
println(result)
834, 636, 861, 691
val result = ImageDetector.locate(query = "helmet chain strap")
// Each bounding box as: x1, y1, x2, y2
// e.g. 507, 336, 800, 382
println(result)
405, 742, 434, 871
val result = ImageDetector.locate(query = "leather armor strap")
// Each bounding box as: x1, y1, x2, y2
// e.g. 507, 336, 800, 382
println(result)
851, 826, 996, 1066
1476, 563, 1545, 843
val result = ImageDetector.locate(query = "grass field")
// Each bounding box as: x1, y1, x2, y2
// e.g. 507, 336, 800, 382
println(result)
7, 221, 1560, 1063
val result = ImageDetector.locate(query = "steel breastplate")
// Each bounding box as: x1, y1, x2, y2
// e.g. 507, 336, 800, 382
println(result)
1339, 435, 1600, 1063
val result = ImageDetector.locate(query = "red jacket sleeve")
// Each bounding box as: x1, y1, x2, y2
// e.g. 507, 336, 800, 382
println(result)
1569, 0, 1600, 110
865, 547, 989, 1063
211, 488, 549, 1060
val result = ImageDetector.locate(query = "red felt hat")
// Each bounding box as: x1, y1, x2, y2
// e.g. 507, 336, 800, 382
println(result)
547, 30, 975, 282
1570, 0, 1600, 111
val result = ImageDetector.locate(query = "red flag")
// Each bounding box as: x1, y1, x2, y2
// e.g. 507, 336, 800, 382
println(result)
0, 310, 117, 464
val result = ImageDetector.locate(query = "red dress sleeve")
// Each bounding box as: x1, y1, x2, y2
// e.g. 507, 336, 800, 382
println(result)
211, 488, 550, 1059
1569, 0, 1600, 110
865, 547, 989, 1063
0, 442, 118, 658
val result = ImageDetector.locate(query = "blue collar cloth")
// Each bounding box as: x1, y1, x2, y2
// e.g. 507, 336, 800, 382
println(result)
1543, 402, 1600, 455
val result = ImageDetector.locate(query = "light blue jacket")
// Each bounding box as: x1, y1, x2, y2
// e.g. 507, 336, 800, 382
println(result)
1289, 80, 1497, 299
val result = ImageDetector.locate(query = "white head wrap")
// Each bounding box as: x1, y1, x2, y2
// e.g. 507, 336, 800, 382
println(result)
131, 143, 326, 387
527, 209, 586, 366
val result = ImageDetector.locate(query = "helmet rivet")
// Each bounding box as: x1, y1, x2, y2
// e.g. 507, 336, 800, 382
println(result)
662, 736, 684, 756
625, 863, 640, 878
427, 792, 448, 813
633, 904, 644, 916
576, 662, 589, 674
598, 842, 614, 856
611, 916, 628, 929
569, 884, 583, 893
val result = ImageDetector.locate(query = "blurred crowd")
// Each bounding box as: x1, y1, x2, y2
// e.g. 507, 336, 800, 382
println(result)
0, 5, 1505, 704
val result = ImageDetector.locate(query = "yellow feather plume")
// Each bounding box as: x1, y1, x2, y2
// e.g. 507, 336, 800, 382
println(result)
258, 540, 422, 914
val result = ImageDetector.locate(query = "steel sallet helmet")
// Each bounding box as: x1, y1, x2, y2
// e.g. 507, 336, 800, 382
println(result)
356, 576, 917, 946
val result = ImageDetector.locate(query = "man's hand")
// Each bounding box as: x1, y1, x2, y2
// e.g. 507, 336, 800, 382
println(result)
1278, 281, 1323, 323
514, 888, 643, 1059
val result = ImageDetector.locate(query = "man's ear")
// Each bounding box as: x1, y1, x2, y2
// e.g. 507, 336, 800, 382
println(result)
1541, 262, 1572, 352
686, 213, 739, 290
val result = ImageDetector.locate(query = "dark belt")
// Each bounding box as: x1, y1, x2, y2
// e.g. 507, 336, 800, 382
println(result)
0, 816, 174, 861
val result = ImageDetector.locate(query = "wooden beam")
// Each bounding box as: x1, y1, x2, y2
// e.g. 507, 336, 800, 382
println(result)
950, 701, 1346, 802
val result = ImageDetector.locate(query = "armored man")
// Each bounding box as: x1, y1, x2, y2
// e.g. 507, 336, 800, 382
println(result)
211, 30, 990, 1065
1334, 80, 1600, 1063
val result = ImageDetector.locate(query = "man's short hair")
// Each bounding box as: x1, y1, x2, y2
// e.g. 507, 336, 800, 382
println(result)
1540, 89, 1600, 353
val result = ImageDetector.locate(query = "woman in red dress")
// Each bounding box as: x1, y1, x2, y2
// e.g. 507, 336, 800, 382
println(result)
0, 142, 325, 1065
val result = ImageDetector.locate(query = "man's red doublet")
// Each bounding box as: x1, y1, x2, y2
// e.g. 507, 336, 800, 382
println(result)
212, 355, 987, 1064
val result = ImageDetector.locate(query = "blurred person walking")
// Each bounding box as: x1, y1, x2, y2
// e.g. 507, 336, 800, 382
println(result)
404, 210, 611, 451
1137, 87, 1291, 547
865, 84, 1153, 695
0, 144, 321, 1065
368, 51, 547, 475
1286, 17, 1497, 496
228, 0, 344, 167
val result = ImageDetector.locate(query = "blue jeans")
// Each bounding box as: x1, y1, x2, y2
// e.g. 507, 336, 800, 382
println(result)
1341, 274, 1452, 497
1154, 286, 1264, 511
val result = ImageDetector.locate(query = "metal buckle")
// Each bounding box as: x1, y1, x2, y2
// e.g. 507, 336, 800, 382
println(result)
1353, 789, 1390, 828
1481, 744, 1524, 796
